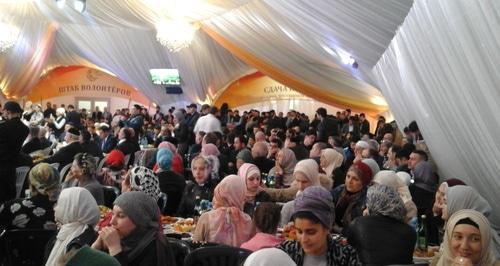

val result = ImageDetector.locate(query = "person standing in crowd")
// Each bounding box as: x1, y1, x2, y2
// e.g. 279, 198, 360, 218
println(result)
316, 107, 338, 142
279, 186, 361, 265
409, 149, 438, 215
0, 101, 29, 203
359, 113, 370, 135
102, 107, 112, 124
124, 104, 144, 134
169, 109, 189, 156
21, 101, 34, 125
92, 106, 103, 122
66, 104, 82, 129
194, 106, 222, 134
47, 107, 67, 140
43, 101, 56, 119
29, 104, 44, 126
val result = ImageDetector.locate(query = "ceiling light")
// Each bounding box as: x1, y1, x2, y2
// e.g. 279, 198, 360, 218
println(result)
73, 0, 86, 13
55, 0, 65, 9
156, 19, 197, 52
0, 22, 19, 53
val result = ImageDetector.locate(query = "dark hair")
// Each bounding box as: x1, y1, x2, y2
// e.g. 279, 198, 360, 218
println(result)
29, 126, 40, 137
402, 143, 416, 152
391, 144, 402, 155
316, 107, 327, 117
253, 203, 281, 234
396, 147, 412, 160
235, 135, 248, 145
204, 132, 218, 145
306, 129, 316, 136
80, 129, 91, 143
412, 149, 428, 161
270, 138, 283, 148
408, 121, 419, 133
292, 211, 323, 226
455, 217, 479, 229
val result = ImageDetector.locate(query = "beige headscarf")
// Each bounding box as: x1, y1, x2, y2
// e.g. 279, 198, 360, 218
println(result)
321, 148, 343, 179
29, 163, 61, 201
293, 159, 320, 188
437, 209, 496, 266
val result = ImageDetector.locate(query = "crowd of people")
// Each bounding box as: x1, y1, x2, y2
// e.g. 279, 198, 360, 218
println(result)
0, 99, 499, 266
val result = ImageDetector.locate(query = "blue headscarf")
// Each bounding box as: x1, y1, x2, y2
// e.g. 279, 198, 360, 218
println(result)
157, 148, 173, 170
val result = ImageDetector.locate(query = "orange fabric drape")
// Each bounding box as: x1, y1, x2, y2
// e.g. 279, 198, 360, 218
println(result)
2, 22, 59, 99
202, 25, 388, 115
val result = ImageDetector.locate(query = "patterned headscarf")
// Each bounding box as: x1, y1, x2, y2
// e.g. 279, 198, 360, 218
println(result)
374, 170, 412, 204
437, 210, 496, 266
129, 166, 161, 202
29, 163, 61, 201
74, 153, 97, 177
366, 184, 407, 222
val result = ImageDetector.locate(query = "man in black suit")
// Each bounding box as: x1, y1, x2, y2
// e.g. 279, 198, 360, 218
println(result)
66, 104, 81, 129
170, 109, 189, 156
43, 127, 84, 170
21, 126, 43, 154
116, 127, 140, 166
98, 124, 117, 154
359, 113, 370, 135
316, 107, 339, 142
0, 101, 29, 203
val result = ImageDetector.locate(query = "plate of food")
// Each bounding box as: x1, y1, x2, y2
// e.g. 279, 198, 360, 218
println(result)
413, 248, 436, 263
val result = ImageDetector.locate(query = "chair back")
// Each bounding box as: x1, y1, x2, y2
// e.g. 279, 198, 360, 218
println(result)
133, 150, 144, 166
167, 237, 192, 266
123, 154, 131, 166
157, 192, 168, 214
184, 246, 252, 266
93, 156, 100, 168
59, 163, 72, 182
96, 155, 107, 174
102, 186, 120, 208
49, 163, 60, 170
0, 228, 57, 266
15, 166, 30, 198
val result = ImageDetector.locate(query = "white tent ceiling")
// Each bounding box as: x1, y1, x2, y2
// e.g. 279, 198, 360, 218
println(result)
0, 0, 413, 113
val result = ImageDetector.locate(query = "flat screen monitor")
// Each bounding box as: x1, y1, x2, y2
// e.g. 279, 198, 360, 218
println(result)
149, 69, 181, 85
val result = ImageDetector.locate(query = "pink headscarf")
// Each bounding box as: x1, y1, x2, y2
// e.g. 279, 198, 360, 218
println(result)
238, 163, 264, 202
158, 141, 177, 154
201, 143, 220, 157
208, 175, 254, 247
278, 148, 297, 186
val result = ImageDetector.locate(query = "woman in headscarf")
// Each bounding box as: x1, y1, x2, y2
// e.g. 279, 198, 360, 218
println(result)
238, 163, 271, 216
0, 163, 60, 230
236, 149, 253, 170
347, 185, 416, 265
99, 149, 125, 186
320, 148, 345, 188
244, 248, 297, 266
269, 148, 297, 187
63, 153, 104, 205
373, 170, 418, 223
153, 141, 183, 175
176, 156, 215, 218
46, 187, 100, 266
92, 191, 176, 266
121, 166, 161, 203
200, 143, 220, 157
279, 159, 321, 227
432, 209, 500, 266
192, 174, 254, 247
331, 161, 373, 234
279, 186, 361, 266
444, 185, 500, 258
156, 148, 185, 215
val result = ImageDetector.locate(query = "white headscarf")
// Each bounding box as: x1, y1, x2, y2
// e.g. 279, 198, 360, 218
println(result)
374, 170, 412, 204
244, 248, 297, 266
321, 148, 343, 179
46, 187, 99, 266
437, 209, 496, 266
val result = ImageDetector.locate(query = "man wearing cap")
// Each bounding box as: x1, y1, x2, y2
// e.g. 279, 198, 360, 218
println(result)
43, 127, 84, 170
0, 101, 30, 202
98, 123, 117, 154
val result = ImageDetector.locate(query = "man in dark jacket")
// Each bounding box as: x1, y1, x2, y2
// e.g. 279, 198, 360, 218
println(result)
21, 126, 43, 154
66, 105, 82, 129
316, 107, 339, 142
0, 101, 29, 203
43, 127, 84, 171
98, 124, 117, 154
359, 113, 370, 135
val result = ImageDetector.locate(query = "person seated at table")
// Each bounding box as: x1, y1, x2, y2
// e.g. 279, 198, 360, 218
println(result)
238, 163, 271, 216
432, 209, 500, 266
0, 163, 60, 230
442, 185, 500, 258
91, 191, 176, 265
241, 203, 283, 251
243, 248, 297, 266
21, 126, 43, 154
98, 149, 125, 186
279, 159, 322, 227
149, 141, 184, 176
319, 148, 345, 188
80, 129, 102, 158
236, 148, 254, 170
59, 245, 120, 266
177, 156, 216, 218
43, 127, 84, 171
62, 153, 104, 205
346, 184, 416, 265
331, 161, 373, 234
268, 148, 297, 187
46, 187, 100, 266
373, 170, 418, 223
278, 186, 361, 265
121, 166, 161, 203
193, 174, 255, 247
156, 148, 186, 215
